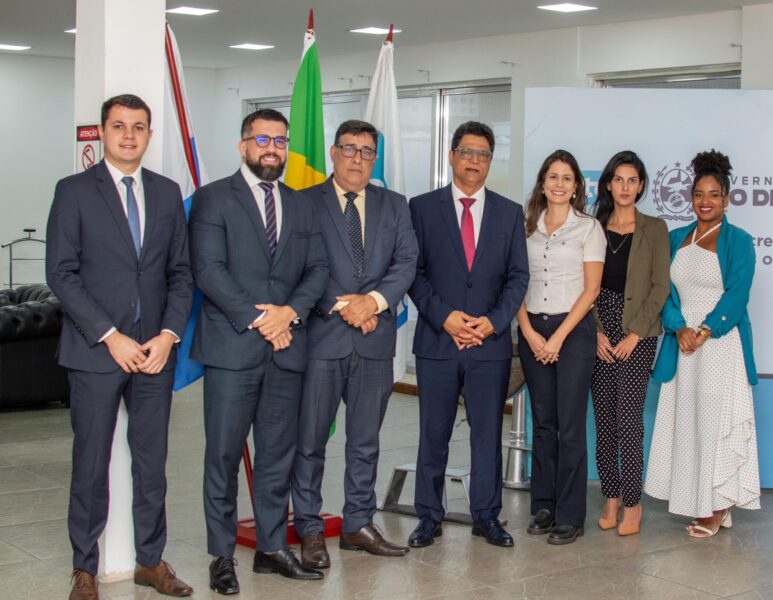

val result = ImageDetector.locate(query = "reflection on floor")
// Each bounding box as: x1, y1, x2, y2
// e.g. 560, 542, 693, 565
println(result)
1, 381, 772, 599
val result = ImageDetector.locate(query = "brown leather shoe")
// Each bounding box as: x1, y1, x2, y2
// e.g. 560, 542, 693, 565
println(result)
69, 570, 98, 600
301, 531, 330, 568
339, 523, 409, 557
134, 560, 193, 597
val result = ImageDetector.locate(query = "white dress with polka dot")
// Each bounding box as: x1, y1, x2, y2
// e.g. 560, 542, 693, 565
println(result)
644, 242, 760, 517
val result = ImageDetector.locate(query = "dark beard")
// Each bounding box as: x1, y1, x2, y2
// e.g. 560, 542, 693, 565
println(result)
246, 154, 286, 182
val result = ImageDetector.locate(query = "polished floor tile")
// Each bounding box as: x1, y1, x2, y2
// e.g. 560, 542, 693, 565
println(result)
1, 383, 772, 599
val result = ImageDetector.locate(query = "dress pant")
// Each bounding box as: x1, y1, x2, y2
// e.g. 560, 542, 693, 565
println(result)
292, 353, 393, 536
68, 322, 174, 575
203, 358, 302, 556
518, 312, 596, 527
414, 353, 510, 523
591, 288, 657, 506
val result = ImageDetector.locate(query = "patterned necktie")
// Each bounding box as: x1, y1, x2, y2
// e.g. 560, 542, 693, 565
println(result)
121, 176, 141, 322
258, 182, 278, 257
459, 197, 476, 271
344, 191, 365, 274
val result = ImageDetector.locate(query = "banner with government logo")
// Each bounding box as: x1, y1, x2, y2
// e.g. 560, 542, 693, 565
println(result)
523, 87, 773, 485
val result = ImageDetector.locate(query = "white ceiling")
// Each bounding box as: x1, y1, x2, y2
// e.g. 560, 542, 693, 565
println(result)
0, 0, 765, 69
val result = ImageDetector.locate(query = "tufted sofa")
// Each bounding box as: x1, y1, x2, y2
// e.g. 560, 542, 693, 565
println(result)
0, 284, 69, 408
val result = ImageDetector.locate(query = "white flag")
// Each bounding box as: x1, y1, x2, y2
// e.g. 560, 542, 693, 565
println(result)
364, 27, 410, 381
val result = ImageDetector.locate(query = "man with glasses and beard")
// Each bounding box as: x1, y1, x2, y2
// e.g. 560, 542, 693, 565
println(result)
189, 108, 329, 594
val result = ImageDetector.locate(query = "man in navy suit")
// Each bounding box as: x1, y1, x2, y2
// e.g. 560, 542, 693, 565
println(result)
407, 121, 529, 548
189, 109, 329, 593
291, 120, 417, 569
46, 94, 194, 600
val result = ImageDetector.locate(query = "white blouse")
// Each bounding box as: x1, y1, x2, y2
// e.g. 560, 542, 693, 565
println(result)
524, 208, 606, 315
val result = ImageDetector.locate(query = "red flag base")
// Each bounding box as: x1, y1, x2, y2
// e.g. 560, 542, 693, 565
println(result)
236, 513, 343, 548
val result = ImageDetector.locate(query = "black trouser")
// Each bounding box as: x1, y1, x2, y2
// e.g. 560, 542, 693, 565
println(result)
68, 322, 174, 575
203, 359, 302, 556
518, 312, 596, 527
414, 354, 510, 523
590, 288, 657, 507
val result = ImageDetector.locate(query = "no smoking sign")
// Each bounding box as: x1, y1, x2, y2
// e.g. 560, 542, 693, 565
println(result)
76, 125, 102, 173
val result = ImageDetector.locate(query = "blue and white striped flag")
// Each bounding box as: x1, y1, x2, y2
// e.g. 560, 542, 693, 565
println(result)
364, 25, 410, 381
163, 23, 208, 391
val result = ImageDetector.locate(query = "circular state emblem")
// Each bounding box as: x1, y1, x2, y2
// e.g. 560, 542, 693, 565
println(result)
652, 162, 694, 221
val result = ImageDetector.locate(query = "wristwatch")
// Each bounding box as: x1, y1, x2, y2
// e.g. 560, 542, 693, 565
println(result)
697, 325, 712, 340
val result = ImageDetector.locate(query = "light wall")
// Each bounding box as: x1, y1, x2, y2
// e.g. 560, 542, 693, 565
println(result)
1, 5, 773, 286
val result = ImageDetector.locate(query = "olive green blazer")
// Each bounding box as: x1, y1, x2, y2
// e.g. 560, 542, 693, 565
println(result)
594, 209, 670, 339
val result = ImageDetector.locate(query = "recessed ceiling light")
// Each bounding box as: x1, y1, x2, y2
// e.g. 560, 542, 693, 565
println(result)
538, 3, 597, 13
229, 43, 274, 51
166, 6, 219, 16
65, 28, 76, 34
0, 44, 31, 51
349, 27, 403, 35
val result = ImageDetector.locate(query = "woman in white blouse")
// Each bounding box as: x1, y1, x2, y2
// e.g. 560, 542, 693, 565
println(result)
517, 149, 605, 545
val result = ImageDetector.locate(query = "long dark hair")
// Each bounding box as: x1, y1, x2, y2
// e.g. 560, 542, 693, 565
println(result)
595, 150, 648, 228
525, 149, 586, 236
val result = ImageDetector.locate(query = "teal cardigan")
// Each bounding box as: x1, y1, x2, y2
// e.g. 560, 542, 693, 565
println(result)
651, 216, 757, 385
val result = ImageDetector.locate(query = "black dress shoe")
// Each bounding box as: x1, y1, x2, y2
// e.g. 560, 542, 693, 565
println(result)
546, 524, 584, 545
209, 557, 239, 595
527, 509, 555, 535
408, 518, 442, 548
471, 518, 514, 547
253, 549, 323, 580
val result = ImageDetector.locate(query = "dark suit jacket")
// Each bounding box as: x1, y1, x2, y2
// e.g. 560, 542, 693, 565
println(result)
306, 178, 418, 360
45, 160, 194, 373
409, 184, 529, 361
189, 170, 328, 372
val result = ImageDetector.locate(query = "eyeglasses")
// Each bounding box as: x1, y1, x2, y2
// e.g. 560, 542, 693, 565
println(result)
454, 147, 493, 163
242, 135, 290, 149
336, 144, 377, 161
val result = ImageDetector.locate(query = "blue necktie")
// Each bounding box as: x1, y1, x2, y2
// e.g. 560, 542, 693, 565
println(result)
344, 191, 364, 274
259, 182, 278, 257
122, 176, 141, 257
122, 176, 141, 321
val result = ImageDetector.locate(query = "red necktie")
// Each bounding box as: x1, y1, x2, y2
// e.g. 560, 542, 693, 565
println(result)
460, 197, 476, 271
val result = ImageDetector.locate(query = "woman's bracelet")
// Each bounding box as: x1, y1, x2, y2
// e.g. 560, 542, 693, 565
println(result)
697, 325, 712, 340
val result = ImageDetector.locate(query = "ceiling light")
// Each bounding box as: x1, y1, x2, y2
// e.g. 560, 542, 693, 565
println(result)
65, 28, 76, 34
0, 44, 31, 51
349, 27, 402, 35
166, 6, 219, 16
538, 3, 597, 13
229, 43, 274, 51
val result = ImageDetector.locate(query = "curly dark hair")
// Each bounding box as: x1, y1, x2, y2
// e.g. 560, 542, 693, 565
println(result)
691, 149, 732, 195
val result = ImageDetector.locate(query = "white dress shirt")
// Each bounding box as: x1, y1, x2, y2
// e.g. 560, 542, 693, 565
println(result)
99, 159, 179, 343
524, 208, 606, 315
240, 163, 283, 236
104, 159, 145, 244
451, 183, 486, 247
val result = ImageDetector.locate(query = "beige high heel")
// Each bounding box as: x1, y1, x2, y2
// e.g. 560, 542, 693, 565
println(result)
618, 504, 642, 536
687, 509, 732, 538
598, 498, 623, 530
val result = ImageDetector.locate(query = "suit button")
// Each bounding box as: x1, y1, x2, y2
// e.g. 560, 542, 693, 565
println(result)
130, 301, 136, 308
269, 279, 274, 285
722, 316, 727, 321
467, 283, 473, 288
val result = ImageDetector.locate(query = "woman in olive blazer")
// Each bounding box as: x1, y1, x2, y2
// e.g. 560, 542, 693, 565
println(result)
590, 151, 670, 536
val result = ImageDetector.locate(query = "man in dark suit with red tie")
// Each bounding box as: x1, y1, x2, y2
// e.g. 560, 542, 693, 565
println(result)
47, 94, 194, 599
407, 121, 529, 548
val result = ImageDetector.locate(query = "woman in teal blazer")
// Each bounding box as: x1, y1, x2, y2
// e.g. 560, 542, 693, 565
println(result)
645, 150, 760, 539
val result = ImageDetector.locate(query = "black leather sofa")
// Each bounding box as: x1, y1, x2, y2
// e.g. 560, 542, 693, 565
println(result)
0, 284, 69, 408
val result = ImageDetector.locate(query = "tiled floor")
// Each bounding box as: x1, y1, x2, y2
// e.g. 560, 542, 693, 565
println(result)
1, 383, 772, 599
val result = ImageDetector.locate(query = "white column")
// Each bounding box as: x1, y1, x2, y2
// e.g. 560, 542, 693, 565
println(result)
741, 3, 773, 90
73, 0, 167, 582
